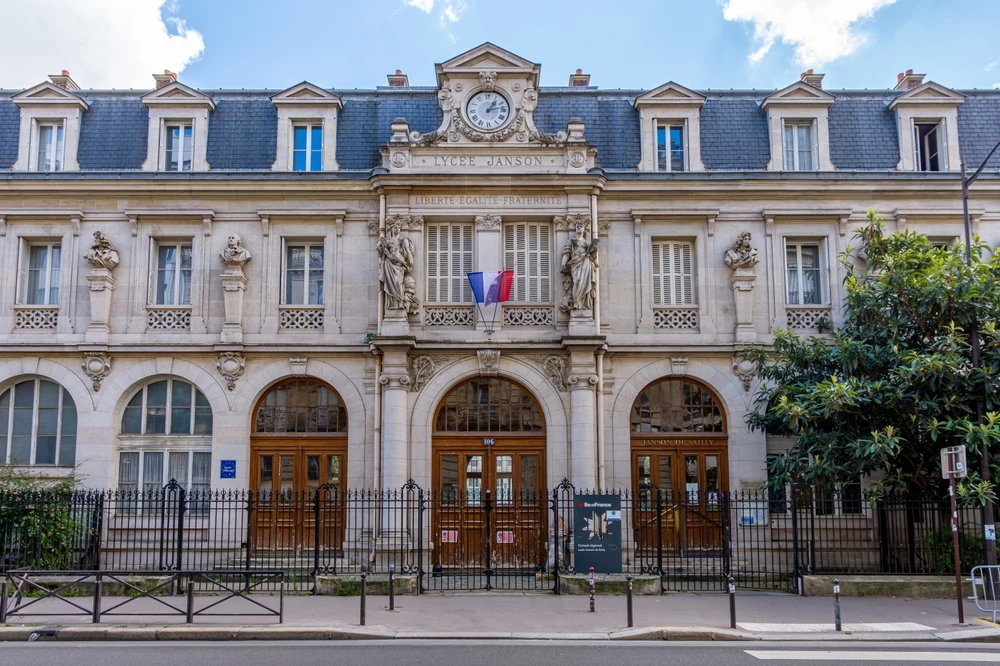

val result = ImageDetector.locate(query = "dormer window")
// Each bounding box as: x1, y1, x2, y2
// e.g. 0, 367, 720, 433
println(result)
783, 121, 816, 171
270, 83, 342, 172
140, 78, 215, 172
634, 82, 705, 172
914, 122, 941, 172
656, 123, 686, 172
12, 81, 87, 172
164, 123, 193, 172
762, 80, 835, 172
888, 81, 964, 172
35, 121, 65, 171
293, 123, 323, 172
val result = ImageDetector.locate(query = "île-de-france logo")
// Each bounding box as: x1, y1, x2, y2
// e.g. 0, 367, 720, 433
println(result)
582, 507, 610, 541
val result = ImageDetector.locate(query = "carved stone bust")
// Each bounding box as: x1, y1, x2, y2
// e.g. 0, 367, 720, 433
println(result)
83, 231, 120, 271
219, 234, 251, 267
724, 232, 759, 270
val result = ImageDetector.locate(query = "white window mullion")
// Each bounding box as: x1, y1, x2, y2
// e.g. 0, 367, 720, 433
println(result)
30, 380, 40, 465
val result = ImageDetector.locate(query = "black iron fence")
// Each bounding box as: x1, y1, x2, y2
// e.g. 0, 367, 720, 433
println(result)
0, 481, 990, 593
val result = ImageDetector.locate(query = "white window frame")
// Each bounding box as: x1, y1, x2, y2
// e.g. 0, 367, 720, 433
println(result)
504, 222, 552, 303
162, 121, 194, 172
117, 450, 212, 511
651, 240, 695, 306
426, 222, 474, 304
784, 239, 829, 306
655, 121, 687, 172
17, 241, 61, 306
150, 240, 193, 306
121, 378, 213, 437
913, 119, 945, 172
0, 378, 76, 466
292, 122, 324, 172
281, 240, 325, 306
34, 120, 65, 172
782, 120, 817, 171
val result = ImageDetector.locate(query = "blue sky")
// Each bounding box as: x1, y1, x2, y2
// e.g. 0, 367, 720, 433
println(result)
3, 0, 1000, 91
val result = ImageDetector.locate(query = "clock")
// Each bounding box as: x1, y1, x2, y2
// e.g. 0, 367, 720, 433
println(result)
465, 91, 511, 131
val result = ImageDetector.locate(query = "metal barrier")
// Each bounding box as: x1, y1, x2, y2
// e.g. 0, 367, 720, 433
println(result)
0, 569, 284, 624
970, 565, 1000, 623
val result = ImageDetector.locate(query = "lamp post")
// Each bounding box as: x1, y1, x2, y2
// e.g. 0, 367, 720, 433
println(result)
960, 137, 1000, 571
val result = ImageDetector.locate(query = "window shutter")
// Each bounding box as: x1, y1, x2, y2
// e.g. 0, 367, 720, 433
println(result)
680, 242, 693, 304
938, 118, 948, 170
537, 224, 550, 302
505, 222, 528, 301
15, 239, 28, 305
811, 120, 819, 170
460, 224, 473, 303
912, 118, 920, 170
426, 224, 440, 303
651, 241, 663, 306
428, 223, 473, 303
652, 241, 693, 306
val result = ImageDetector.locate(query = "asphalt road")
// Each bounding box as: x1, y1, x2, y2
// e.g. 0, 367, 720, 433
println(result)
2, 641, 999, 666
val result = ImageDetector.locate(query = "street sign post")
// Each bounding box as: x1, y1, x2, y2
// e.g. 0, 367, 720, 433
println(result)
941, 445, 967, 624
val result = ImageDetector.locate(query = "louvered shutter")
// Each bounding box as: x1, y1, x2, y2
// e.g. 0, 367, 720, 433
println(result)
455, 223, 473, 303
505, 222, 550, 303
679, 242, 693, 304
651, 241, 663, 306
427, 223, 473, 303
537, 224, 550, 302
426, 225, 440, 303
15, 239, 29, 305
652, 241, 694, 306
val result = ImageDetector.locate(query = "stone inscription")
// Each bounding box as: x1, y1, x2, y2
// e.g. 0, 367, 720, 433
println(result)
632, 438, 725, 447
412, 195, 564, 207
432, 155, 544, 167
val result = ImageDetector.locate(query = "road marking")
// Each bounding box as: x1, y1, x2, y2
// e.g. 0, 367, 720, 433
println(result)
746, 650, 1000, 661
738, 622, 934, 633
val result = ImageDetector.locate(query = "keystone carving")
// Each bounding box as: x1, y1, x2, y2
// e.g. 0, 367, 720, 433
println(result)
475, 214, 501, 231
733, 357, 758, 393
479, 70, 498, 92
477, 349, 500, 377
724, 232, 759, 270
83, 231, 120, 271
216, 352, 246, 391
81, 352, 111, 392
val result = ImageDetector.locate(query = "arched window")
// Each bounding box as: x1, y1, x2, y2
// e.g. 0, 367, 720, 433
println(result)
434, 378, 544, 433
118, 378, 213, 497
631, 378, 725, 433
253, 378, 347, 434
0, 378, 77, 466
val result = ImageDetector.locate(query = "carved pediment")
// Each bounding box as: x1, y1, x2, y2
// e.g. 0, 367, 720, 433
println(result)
889, 81, 965, 109
761, 81, 835, 109
13, 81, 88, 109
141, 81, 215, 110
436, 42, 539, 87
634, 81, 705, 108
271, 81, 342, 108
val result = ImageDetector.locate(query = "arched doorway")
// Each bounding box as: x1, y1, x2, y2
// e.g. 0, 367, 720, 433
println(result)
630, 377, 728, 553
250, 378, 347, 551
431, 377, 546, 580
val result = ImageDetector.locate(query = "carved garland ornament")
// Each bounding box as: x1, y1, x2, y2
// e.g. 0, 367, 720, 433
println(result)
81, 352, 111, 392
407, 354, 452, 392
475, 214, 501, 231
520, 354, 569, 393
217, 352, 246, 391
452, 107, 526, 143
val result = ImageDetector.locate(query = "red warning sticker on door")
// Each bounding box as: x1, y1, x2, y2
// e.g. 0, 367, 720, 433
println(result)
496, 530, 515, 544
441, 530, 458, 543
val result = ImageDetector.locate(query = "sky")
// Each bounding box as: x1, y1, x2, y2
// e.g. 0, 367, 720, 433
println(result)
1, 0, 999, 92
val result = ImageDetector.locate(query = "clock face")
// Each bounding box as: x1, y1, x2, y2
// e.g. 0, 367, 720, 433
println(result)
465, 91, 511, 131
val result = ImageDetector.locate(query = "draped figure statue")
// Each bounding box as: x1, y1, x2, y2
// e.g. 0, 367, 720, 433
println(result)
559, 225, 599, 312
377, 221, 418, 314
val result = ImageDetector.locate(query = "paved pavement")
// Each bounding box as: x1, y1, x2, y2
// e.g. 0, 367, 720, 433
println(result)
2, 592, 998, 642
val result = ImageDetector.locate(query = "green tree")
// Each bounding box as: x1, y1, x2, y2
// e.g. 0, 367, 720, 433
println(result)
743, 211, 1000, 502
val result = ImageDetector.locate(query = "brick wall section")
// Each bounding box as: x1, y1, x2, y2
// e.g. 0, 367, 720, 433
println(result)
958, 95, 1000, 171
0, 100, 21, 168
828, 97, 900, 170
77, 97, 148, 170
700, 97, 770, 170
207, 99, 277, 170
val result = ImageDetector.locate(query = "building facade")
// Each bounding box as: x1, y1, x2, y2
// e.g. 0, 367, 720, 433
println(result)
0, 44, 998, 513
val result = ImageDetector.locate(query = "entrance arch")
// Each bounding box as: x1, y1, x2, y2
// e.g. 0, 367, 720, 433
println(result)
431, 377, 547, 581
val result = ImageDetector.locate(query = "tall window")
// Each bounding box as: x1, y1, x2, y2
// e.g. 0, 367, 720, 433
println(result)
651, 240, 694, 306
914, 122, 942, 172
0, 378, 77, 466
118, 450, 211, 499
18, 243, 61, 305
656, 123, 685, 172
164, 123, 193, 172
154, 243, 193, 305
783, 121, 815, 171
35, 122, 64, 171
785, 241, 825, 305
504, 222, 551, 303
121, 379, 212, 435
293, 124, 323, 172
426, 223, 473, 303
284, 243, 324, 305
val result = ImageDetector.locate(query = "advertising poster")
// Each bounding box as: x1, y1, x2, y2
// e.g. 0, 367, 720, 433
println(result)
573, 494, 622, 574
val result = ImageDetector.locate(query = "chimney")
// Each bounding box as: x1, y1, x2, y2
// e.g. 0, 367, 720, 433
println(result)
387, 69, 409, 87
569, 68, 590, 87
894, 69, 925, 90
48, 70, 80, 90
800, 69, 824, 89
153, 70, 178, 89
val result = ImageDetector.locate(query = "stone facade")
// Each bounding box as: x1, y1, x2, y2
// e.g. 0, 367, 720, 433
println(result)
0, 44, 998, 497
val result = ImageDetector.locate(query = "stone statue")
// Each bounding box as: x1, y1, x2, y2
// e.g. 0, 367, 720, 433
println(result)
559, 223, 599, 312
724, 232, 759, 269
83, 231, 120, 271
377, 221, 418, 314
219, 234, 251, 267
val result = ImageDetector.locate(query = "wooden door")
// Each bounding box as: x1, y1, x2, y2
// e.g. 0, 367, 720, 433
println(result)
633, 452, 678, 552
678, 451, 724, 551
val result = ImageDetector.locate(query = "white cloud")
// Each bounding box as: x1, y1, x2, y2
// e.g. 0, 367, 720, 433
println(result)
0, 0, 204, 89
403, 0, 467, 30
987, 60, 1000, 73
405, 0, 434, 12
994, 82, 1000, 89
721, 0, 896, 67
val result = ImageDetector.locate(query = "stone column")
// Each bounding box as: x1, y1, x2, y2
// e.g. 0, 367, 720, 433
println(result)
220, 267, 248, 344
85, 267, 115, 344
730, 268, 757, 343
378, 344, 413, 489
568, 372, 598, 488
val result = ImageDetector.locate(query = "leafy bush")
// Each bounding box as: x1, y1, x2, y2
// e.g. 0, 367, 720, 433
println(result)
923, 527, 984, 574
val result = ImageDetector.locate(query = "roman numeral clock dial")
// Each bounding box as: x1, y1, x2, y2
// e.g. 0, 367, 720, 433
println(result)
465, 91, 511, 131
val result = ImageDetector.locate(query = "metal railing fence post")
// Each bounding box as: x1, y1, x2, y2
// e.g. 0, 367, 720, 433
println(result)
0, 579, 7, 623
417, 487, 424, 595
655, 487, 664, 575
313, 488, 321, 583
176, 485, 187, 571
186, 573, 195, 623
93, 572, 102, 624
552, 489, 560, 595
484, 489, 494, 591
790, 490, 801, 594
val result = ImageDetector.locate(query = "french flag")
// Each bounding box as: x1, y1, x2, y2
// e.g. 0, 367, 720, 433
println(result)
468, 271, 513, 306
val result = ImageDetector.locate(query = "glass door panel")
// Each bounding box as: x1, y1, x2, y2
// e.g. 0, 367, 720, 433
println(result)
465, 454, 482, 506
519, 454, 538, 502
306, 454, 320, 494
496, 454, 513, 505
684, 455, 699, 502
259, 455, 273, 495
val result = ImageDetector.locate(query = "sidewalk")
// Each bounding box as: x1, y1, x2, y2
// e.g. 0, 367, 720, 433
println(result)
2, 592, 998, 642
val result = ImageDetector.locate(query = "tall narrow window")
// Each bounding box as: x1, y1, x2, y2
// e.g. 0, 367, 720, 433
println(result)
35, 122, 64, 171
426, 223, 473, 303
504, 222, 551, 303
656, 123, 685, 172
651, 241, 694, 306
914, 122, 942, 171
19, 243, 61, 305
293, 124, 323, 172
785, 241, 824, 305
284, 243, 324, 305
154, 243, 193, 305
164, 123, 193, 172
783, 121, 815, 171
0, 378, 77, 466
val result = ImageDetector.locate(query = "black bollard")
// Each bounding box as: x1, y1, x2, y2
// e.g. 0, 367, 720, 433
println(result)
833, 578, 841, 632
728, 575, 736, 630
626, 575, 633, 628
589, 567, 596, 613
360, 572, 367, 626
389, 564, 395, 611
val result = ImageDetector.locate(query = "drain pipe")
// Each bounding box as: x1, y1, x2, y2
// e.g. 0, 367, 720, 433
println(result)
373, 352, 382, 491
591, 191, 605, 490
377, 194, 386, 336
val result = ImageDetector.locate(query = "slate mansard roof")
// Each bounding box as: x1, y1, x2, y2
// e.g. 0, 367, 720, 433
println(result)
1, 85, 999, 174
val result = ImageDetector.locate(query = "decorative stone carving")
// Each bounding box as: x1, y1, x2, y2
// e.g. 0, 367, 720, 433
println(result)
669, 356, 688, 376
216, 352, 246, 391
502, 306, 554, 327
653, 307, 699, 330
733, 357, 758, 393
15, 307, 57, 330
367, 219, 380, 236
219, 234, 250, 343
385, 213, 424, 230
475, 214, 501, 231
219, 234, 251, 268
559, 219, 599, 313
477, 349, 500, 377
553, 213, 590, 231
379, 371, 412, 390
724, 232, 759, 269
522, 354, 568, 392
407, 354, 451, 392
452, 106, 525, 143
377, 218, 418, 315
290, 356, 307, 375
84, 231, 120, 271
597, 220, 610, 237
479, 70, 498, 92
81, 352, 111, 391
567, 373, 599, 390
423, 306, 475, 327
